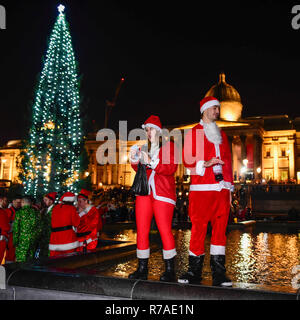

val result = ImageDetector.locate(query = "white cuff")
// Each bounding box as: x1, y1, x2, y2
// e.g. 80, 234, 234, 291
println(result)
163, 248, 177, 259
149, 158, 159, 169
196, 160, 206, 176
130, 145, 140, 163
210, 244, 225, 255
137, 248, 150, 259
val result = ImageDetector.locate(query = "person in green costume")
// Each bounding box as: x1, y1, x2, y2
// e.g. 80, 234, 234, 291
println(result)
37, 192, 57, 258
13, 196, 41, 262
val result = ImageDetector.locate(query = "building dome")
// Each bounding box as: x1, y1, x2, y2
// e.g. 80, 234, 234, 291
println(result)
205, 72, 243, 121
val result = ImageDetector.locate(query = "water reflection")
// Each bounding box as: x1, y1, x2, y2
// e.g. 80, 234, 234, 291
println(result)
99, 226, 300, 293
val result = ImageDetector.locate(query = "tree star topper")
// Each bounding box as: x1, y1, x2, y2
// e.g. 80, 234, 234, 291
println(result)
58, 4, 65, 14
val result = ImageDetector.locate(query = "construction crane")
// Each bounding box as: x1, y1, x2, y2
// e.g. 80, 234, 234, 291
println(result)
104, 77, 125, 128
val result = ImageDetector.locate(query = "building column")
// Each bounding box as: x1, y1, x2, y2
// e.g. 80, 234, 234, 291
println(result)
253, 134, 262, 179
288, 142, 295, 180
227, 135, 233, 164
240, 135, 247, 164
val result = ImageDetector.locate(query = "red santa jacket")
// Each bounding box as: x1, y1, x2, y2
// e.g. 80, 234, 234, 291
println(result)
183, 121, 234, 192
130, 141, 178, 205
49, 204, 80, 252
77, 205, 99, 244
0, 208, 10, 242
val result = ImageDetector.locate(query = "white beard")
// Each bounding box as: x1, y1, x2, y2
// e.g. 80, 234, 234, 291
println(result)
200, 119, 222, 145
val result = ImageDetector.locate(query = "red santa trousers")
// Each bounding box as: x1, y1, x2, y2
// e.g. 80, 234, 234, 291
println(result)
135, 193, 176, 259
188, 189, 230, 256
0, 240, 6, 264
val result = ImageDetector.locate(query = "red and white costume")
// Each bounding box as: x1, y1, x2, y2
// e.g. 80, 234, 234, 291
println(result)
0, 208, 10, 264
183, 97, 234, 256
49, 192, 80, 257
77, 206, 99, 252
130, 115, 178, 260
5, 205, 17, 263
76, 189, 99, 252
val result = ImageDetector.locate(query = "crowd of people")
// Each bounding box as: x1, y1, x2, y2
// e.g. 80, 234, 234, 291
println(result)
0, 189, 107, 264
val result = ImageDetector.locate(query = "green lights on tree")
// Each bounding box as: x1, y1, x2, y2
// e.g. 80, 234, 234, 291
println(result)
21, 5, 87, 199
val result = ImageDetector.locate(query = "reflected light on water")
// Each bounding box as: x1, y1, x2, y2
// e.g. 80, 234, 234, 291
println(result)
95, 226, 300, 293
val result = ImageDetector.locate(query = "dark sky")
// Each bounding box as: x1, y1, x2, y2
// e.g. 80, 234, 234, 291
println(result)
0, 0, 299, 145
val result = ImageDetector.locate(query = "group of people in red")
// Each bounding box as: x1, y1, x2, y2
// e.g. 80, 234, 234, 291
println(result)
0, 188, 106, 264
49, 189, 103, 257
129, 96, 234, 287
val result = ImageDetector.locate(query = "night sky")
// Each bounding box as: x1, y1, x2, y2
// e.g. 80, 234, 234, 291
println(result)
0, 0, 299, 145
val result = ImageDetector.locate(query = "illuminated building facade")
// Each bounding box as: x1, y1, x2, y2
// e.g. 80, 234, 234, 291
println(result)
1, 72, 300, 189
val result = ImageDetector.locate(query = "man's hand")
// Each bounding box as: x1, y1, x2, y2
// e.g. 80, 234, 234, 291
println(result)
203, 157, 224, 168
141, 151, 151, 164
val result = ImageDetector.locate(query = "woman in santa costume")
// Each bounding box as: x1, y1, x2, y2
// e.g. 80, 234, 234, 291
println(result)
178, 96, 234, 287
49, 192, 80, 257
128, 115, 178, 282
76, 189, 99, 253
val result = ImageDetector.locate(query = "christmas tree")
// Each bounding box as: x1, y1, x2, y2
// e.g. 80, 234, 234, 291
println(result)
21, 5, 88, 199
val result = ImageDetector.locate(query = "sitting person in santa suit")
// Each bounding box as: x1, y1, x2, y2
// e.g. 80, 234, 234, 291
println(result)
178, 96, 234, 287
128, 115, 178, 282
76, 189, 99, 253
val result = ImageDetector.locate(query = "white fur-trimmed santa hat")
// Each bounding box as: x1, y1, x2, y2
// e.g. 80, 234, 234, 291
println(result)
59, 192, 76, 203
141, 115, 162, 132
200, 96, 220, 114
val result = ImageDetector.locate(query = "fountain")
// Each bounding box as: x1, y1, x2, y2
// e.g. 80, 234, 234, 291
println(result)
0, 221, 299, 300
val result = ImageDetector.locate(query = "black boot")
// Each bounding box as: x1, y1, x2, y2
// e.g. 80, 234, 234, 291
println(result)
160, 257, 176, 282
210, 255, 232, 287
128, 258, 148, 280
178, 255, 204, 284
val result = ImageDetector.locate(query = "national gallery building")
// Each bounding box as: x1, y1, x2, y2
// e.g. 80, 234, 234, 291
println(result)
1, 73, 300, 189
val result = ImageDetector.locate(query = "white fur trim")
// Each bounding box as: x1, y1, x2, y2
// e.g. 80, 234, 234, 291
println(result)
142, 123, 162, 132
163, 248, 177, 259
78, 205, 93, 218
130, 145, 140, 163
210, 244, 225, 255
148, 170, 176, 205
78, 238, 98, 247
63, 196, 75, 202
149, 158, 159, 169
137, 248, 150, 259
200, 99, 220, 114
196, 160, 206, 176
49, 241, 79, 251
189, 181, 233, 192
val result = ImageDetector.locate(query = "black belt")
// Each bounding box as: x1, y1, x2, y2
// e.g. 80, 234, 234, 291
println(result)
51, 225, 73, 232
76, 231, 91, 237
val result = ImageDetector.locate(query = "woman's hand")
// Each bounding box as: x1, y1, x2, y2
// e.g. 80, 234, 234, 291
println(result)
203, 157, 224, 168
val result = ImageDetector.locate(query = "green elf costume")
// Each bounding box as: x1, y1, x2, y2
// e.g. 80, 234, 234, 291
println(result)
13, 203, 41, 262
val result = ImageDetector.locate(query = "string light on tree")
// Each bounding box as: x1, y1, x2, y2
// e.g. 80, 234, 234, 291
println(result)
20, 5, 87, 199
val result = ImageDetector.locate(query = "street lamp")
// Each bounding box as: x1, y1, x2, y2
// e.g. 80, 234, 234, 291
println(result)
242, 159, 248, 167
256, 167, 261, 174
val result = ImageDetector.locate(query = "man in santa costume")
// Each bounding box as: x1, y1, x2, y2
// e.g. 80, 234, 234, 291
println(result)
178, 96, 233, 287
38, 192, 57, 258
49, 192, 80, 257
76, 189, 99, 253
128, 115, 178, 282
